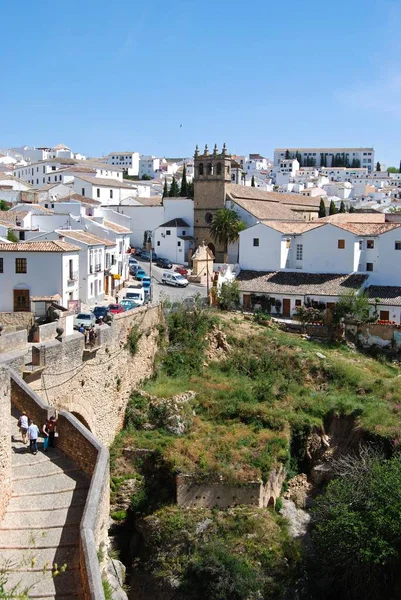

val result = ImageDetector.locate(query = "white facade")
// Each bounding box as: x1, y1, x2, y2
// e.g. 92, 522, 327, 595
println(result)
73, 175, 136, 204
274, 148, 375, 171
139, 156, 160, 179
107, 152, 140, 176
0, 243, 79, 312
154, 219, 193, 264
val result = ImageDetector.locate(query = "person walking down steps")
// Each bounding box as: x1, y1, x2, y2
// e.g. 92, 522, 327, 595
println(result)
28, 419, 40, 455
42, 415, 57, 451
17, 411, 29, 444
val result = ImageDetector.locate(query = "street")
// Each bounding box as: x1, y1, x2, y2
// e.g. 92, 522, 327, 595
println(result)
121, 258, 208, 304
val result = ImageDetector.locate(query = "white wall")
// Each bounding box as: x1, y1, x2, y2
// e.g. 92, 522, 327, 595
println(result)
301, 225, 356, 273
239, 223, 282, 271
116, 205, 164, 247
154, 224, 193, 263
163, 198, 194, 227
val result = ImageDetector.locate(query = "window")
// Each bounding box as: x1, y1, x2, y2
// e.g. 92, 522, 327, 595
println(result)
82, 188, 85, 196
296, 244, 303, 260
0, 258, 3, 273
216, 162, 222, 175
90, 282, 93, 296
199, 163, 204, 175
177, 241, 181, 247
338, 239, 345, 249
359, 240, 363, 250
19, 231, 25, 241
366, 262, 374, 272
166, 230, 171, 236
253, 238, 259, 247
205, 212, 213, 224
16, 258, 27, 273
157, 241, 160, 246
395, 242, 401, 250
97, 188, 100, 198
367, 240, 374, 249
182, 230, 186, 235
69, 259, 73, 280
295, 299, 302, 307
110, 189, 113, 199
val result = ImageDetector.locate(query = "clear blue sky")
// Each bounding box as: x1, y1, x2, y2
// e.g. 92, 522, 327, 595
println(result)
1, 0, 400, 165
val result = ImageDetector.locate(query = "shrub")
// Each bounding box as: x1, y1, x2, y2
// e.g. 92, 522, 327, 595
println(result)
218, 281, 240, 311
126, 324, 142, 356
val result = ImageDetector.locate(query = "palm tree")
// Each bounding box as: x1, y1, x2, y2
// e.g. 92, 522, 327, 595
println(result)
210, 208, 245, 263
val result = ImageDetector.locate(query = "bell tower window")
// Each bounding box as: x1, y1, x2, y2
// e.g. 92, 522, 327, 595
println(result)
216, 162, 222, 175
199, 163, 204, 175
205, 212, 213, 224
207, 163, 213, 175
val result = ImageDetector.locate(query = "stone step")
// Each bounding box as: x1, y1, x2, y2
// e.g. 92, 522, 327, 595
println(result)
0, 505, 84, 530
0, 545, 80, 570
0, 526, 79, 549
4, 568, 83, 598
6, 487, 88, 512
12, 471, 89, 495
12, 450, 76, 470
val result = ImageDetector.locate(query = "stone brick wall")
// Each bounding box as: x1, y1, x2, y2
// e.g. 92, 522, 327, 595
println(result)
0, 330, 27, 353
29, 304, 162, 445
0, 312, 34, 333
176, 466, 285, 509
0, 366, 11, 521
345, 321, 401, 349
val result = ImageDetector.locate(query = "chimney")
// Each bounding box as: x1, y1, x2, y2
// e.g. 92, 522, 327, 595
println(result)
58, 234, 65, 242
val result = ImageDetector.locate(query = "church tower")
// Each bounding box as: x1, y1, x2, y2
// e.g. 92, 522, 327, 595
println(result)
193, 143, 232, 262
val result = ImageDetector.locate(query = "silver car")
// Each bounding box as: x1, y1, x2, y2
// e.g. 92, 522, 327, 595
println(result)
74, 312, 96, 329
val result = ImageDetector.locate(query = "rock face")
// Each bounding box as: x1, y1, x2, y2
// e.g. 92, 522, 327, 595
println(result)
206, 325, 230, 361
133, 390, 195, 435
104, 558, 129, 600
283, 473, 312, 508
110, 477, 140, 516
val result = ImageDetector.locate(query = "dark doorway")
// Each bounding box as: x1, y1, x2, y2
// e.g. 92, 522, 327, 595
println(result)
71, 412, 91, 431
207, 242, 215, 257
282, 298, 291, 317
14, 289, 30, 312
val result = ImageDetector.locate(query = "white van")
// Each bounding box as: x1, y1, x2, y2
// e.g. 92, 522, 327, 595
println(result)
162, 272, 189, 287
125, 288, 145, 305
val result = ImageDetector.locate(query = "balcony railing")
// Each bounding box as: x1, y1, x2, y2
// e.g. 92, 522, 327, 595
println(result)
95, 264, 102, 272
89, 265, 94, 274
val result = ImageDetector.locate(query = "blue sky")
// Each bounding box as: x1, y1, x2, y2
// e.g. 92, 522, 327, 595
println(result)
1, 0, 400, 165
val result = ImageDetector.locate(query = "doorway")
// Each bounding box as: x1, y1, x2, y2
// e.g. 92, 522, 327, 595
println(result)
379, 310, 390, 321
14, 289, 30, 312
282, 298, 291, 317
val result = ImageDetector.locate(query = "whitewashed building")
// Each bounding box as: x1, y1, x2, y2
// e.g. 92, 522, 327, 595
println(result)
154, 218, 193, 263
107, 152, 140, 176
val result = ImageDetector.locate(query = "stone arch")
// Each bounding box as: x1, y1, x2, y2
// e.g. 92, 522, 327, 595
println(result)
62, 400, 96, 434
216, 162, 222, 175
71, 411, 92, 431
208, 242, 216, 257
198, 162, 204, 175
207, 162, 213, 175
267, 496, 275, 508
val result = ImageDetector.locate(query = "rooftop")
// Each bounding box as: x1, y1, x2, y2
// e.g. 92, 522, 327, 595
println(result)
160, 218, 190, 228
57, 230, 116, 247
236, 271, 368, 296
0, 241, 80, 252
260, 220, 325, 234
366, 286, 401, 306
75, 174, 136, 188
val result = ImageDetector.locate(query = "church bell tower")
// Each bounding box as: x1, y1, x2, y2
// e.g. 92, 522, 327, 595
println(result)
193, 143, 232, 262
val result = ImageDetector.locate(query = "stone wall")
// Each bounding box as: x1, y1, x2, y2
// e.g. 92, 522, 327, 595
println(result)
9, 369, 107, 600
0, 312, 34, 333
0, 366, 11, 521
345, 321, 401, 349
0, 330, 27, 353
29, 304, 162, 445
176, 466, 285, 509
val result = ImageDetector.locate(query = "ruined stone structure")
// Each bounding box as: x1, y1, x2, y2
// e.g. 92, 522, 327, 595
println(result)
193, 143, 232, 262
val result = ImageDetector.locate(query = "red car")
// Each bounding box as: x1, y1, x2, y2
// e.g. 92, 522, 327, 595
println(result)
175, 266, 188, 276
108, 303, 125, 314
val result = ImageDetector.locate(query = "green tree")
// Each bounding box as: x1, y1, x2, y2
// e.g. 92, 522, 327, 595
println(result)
388, 166, 399, 173
339, 200, 346, 213
218, 281, 240, 310
285, 149, 290, 159
210, 208, 245, 262
376, 161, 381, 172
0, 200, 9, 211
318, 198, 327, 218
310, 452, 401, 600
7, 229, 18, 242
163, 179, 168, 198
349, 205, 355, 213
180, 165, 188, 197
187, 181, 194, 199
332, 290, 370, 324
169, 176, 180, 197
251, 175, 255, 187
329, 200, 337, 215
141, 174, 152, 180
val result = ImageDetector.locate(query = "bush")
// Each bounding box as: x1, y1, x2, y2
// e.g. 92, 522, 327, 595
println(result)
218, 281, 240, 311
309, 451, 401, 599
126, 324, 142, 355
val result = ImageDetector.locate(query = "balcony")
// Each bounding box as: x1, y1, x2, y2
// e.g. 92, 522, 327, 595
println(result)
95, 263, 102, 272
89, 264, 94, 274
67, 272, 79, 286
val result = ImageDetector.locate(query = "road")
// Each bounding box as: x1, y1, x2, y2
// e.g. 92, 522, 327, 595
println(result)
121, 258, 208, 304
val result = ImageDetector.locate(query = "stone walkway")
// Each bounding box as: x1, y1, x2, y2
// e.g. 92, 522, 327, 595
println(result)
0, 413, 90, 598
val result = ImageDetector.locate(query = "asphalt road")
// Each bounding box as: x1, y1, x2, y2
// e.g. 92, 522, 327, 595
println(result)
123, 258, 208, 304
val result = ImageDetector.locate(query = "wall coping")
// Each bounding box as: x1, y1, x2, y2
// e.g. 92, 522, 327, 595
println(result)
9, 369, 107, 600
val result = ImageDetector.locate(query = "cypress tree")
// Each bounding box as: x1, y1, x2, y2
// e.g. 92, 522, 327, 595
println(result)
180, 165, 188, 197
339, 201, 346, 213
349, 205, 355, 213
376, 161, 381, 172
285, 149, 290, 159
251, 175, 255, 187
329, 200, 337, 215
187, 181, 194, 199
169, 176, 180, 197
163, 179, 168, 198
399, 160, 401, 173
318, 198, 327, 218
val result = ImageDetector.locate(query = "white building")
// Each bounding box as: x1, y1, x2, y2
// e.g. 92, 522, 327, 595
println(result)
154, 218, 193, 264
107, 152, 140, 176
274, 148, 375, 172
73, 175, 137, 204
139, 156, 160, 179
0, 240, 80, 313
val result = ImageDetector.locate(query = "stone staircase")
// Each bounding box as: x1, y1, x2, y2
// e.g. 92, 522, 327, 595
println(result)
0, 413, 90, 599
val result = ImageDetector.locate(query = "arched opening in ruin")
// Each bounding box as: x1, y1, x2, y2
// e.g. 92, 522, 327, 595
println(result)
71, 411, 92, 431
267, 496, 275, 508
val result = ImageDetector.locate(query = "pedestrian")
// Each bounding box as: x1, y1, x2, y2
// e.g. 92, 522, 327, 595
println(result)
89, 326, 96, 348
45, 415, 57, 449
115, 293, 119, 304
78, 324, 85, 334
17, 411, 29, 444
28, 419, 40, 455
84, 328, 89, 347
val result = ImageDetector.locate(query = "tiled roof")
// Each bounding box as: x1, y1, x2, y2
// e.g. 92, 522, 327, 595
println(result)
226, 184, 323, 208
366, 286, 401, 306
0, 241, 80, 252
103, 220, 131, 233
335, 223, 401, 235
319, 213, 386, 224
236, 271, 368, 296
0, 211, 29, 222
58, 193, 102, 206
260, 220, 325, 234
57, 230, 116, 247
160, 218, 190, 228
75, 174, 136, 188
230, 197, 297, 220
134, 196, 163, 206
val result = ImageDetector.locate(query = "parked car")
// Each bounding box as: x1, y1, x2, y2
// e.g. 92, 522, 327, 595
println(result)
120, 299, 140, 311
93, 306, 111, 323
162, 272, 189, 287
133, 247, 143, 257
175, 266, 188, 276
108, 303, 125, 314
129, 256, 139, 266
126, 290, 145, 306
156, 257, 172, 269
74, 312, 96, 329
141, 250, 158, 262
130, 264, 139, 276
141, 276, 151, 289
136, 269, 147, 280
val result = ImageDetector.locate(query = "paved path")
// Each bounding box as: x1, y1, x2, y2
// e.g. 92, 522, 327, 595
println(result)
0, 413, 90, 598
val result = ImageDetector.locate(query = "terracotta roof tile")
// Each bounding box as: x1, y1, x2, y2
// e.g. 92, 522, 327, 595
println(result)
58, 230, 116, 247
0, 241, 80, 252
236, 271, 368, 296
260, 220, 325, 234
366, 286, 401, 306
230, 197, 297, 220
